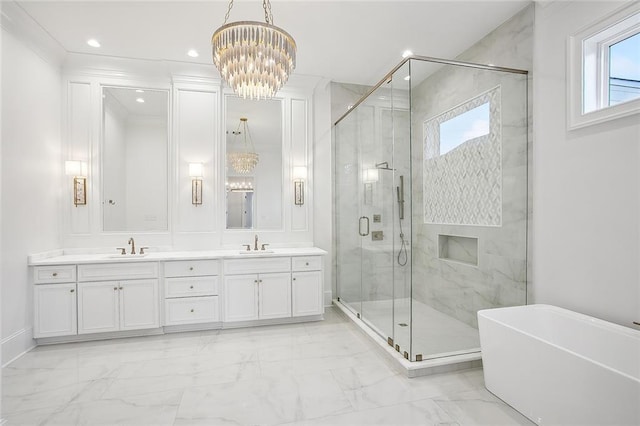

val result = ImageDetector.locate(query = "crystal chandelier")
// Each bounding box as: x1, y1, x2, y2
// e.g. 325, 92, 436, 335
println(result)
228, 117, 259, 174
212, 0, 297, 100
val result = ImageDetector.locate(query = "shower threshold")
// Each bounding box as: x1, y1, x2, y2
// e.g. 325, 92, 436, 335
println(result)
333, 299, 482, 378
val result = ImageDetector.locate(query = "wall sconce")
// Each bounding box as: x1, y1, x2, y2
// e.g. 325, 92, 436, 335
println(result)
293, 166, 307, 206
189, 163, 203, 206
363, 168, 379, 183
65, 160, 87, 207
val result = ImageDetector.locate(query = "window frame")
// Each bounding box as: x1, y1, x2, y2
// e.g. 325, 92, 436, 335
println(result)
568, 3, 640, 130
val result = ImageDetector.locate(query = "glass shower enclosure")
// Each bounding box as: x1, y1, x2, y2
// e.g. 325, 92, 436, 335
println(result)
334, 57, 528, 362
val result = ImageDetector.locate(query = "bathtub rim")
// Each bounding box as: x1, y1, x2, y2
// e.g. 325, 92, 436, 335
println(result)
478, 303, 640, 383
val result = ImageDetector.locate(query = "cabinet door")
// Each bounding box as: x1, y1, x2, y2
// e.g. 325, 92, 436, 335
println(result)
119, 279, 159, 331
292, 271, 323, 317
259, 272, 292, 320
78, 281, 119, 334
224, 275, 258, 322
34, 283, 77, 338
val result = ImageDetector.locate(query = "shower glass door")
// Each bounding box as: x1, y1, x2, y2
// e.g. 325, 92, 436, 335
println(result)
359, 85, 394, 342
335, 110, 363, 317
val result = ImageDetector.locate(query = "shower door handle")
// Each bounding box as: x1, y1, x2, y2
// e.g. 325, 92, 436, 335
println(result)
359, 216, 370, 236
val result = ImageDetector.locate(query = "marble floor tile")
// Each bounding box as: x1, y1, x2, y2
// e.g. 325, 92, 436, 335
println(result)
1, 307, 532, 425
43, 389, 183, 425
433, 388, 533, 425
280, 398, 458, 426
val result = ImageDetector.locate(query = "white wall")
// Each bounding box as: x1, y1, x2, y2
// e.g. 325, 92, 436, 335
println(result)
1, 28, 62, 363
533, 1, 640, 327
312, 79, 333, 305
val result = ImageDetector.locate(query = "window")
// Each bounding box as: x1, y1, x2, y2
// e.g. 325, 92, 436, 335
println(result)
609, 32, 640, 106
568, 3, 640, 129
439, 102, 490, 156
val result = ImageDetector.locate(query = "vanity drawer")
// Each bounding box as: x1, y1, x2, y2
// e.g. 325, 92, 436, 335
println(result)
78, 262, 158, 282
165, 277, 218, 298
224, 257, 291, 275
164, 260, 219, 278
292, 256, 322, 272
33, 265, 76, 284
165, 296, 219, 325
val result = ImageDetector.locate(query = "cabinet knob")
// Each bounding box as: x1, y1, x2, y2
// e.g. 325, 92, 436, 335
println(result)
190, 309, 194, 313
254, 279, 258, 283
119, 287, 123, 290
189, 267, 194, 271
114, 287, 118, 291
293, 278, 296, 281
306, 262, 309, 266
259, 279, 263, 283
52, 272, 58, 277
70, 289, 75, 293
190, 285, 194, 289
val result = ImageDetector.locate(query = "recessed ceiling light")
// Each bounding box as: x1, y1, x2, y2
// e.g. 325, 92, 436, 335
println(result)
402, 50, 413, 58
187, 49, 199, 58
87, 39, 101, 48
404, 75, 411, 81
135, 89, 144, 93
136, 98, 145, 103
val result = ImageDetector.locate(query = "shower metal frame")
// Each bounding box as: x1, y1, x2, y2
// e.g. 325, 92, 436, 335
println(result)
333, 54, 528, 363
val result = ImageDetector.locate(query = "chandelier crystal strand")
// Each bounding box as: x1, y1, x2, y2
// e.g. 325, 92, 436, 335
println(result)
212, 0, 296, 100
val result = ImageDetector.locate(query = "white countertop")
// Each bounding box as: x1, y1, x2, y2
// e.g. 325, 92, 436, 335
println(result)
29, 247, 327, 266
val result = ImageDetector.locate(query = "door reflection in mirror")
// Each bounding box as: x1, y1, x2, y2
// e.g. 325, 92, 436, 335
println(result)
102, 87, 168, 232
225, 96, 283, 230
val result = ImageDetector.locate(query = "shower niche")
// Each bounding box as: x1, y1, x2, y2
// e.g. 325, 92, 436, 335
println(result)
334, 56, 528, 369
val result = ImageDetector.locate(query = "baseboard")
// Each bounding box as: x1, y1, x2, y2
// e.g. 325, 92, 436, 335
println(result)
2, 327, 36, 367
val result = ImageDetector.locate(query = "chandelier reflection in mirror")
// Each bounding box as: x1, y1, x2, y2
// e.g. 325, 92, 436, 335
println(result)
228, 117, 259, 174
212, 0, 297, 100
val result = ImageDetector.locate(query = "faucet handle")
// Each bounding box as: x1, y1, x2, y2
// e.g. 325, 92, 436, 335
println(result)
242, 244, 251, 251
261, 244, 270, 251
139, 247, 149, 255
116, 247, 126, 255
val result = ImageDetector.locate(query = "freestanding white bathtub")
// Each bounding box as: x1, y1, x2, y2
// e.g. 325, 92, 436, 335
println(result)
478, 304, 640, 425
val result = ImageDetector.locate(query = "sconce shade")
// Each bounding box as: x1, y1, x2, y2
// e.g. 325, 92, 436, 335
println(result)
189, 163, 203, 177
293, 166, 307, 180
363, 169, 379, 183
65, 160, 83, 176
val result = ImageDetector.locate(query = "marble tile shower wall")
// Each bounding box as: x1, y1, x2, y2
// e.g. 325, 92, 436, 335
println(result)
410, 6, 532, 328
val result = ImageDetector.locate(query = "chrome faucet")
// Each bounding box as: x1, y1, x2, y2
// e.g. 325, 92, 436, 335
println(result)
254, 234, 259, 251
128, 237, 135, 255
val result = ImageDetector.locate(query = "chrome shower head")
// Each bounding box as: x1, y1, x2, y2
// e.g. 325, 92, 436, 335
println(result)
375, 162, 394, 170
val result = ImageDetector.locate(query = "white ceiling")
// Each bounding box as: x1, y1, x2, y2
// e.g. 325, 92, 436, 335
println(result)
16, 0, 531, 86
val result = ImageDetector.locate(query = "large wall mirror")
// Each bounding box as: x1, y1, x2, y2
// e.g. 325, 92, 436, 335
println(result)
102, 87, 169, 232
225, 96, 283, 230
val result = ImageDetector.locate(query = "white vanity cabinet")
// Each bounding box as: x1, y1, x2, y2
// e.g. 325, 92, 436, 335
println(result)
292, 256, 324, 317
223, 257, 292, 322
163, 260, 220, 326
33, 265, 78, 338
77, 263, 159, 335
30, 248, 325, 343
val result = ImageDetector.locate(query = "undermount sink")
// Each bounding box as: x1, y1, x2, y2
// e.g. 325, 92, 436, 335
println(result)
239, 250, 275, 255
107, 253, 149, 258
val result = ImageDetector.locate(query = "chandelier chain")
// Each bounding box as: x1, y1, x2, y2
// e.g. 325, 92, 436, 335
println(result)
223, 0, 234, 25
263, 0, 273, 25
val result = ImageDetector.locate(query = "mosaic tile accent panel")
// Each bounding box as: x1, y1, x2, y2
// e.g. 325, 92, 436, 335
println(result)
423, 86, 502, 226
